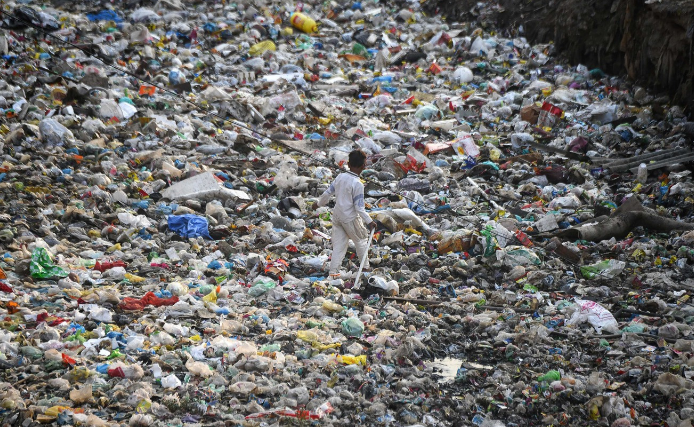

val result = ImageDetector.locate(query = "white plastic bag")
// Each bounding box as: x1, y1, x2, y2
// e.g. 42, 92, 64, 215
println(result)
548, 195, 580, 210
452, 66, 473, 83
117, 213, 152, 228
39, 118, 74, 146
566, 299, 619, 333
88, 307, 113, 323
118, 102, 138, 119
367, 276, 399, 295
100, 99, 124, 120
161, 374, 182, 389
185, 358, 213, 377
452, 133, 480, 158
371, 131, 402, 146
470, 37, 488, 55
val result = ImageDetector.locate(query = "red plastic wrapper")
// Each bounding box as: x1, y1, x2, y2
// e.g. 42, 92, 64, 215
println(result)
395, 155, 426, 174
246, 402, 334, 420
94, 260, 127, 272
108, 366, 125, 378
119, 292, 179, 311
514, 230, 534, 247
62, 353, 76, 366
537, 102, 564, 128
37, 312, 67, 326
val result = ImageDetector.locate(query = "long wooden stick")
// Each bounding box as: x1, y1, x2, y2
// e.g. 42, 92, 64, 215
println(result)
354, 227, 376, 290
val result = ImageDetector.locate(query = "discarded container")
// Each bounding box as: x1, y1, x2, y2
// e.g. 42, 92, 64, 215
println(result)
290, 12, 318, 33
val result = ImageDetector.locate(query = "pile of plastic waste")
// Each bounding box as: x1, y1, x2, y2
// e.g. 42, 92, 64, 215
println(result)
0, 0, 693, 426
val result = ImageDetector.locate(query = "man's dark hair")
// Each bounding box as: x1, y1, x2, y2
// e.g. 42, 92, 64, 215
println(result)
348, 149, 367, 168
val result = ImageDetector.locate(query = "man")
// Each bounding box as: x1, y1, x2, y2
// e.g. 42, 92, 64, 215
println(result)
313, 150, 376, 278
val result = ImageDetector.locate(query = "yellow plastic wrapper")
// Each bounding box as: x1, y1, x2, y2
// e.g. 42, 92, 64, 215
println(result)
44, 406, 72, 418
248, 40, 276, 56
202, 289, 217, 303
125, 273, 145, 283
338, 355, 367, 366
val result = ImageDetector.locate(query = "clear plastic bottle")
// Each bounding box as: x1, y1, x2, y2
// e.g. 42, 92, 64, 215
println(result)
636, 163, 648, 183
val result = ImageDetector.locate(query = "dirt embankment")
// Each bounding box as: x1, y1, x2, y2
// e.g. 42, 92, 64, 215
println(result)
428, 0, 694, 114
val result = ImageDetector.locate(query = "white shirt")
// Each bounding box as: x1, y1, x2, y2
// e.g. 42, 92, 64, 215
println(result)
317, 172, 373, 224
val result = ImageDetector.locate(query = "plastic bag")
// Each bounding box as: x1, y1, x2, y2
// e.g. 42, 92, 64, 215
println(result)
69, 384, 92, 404
342, 317, 365, 337
118, 102, 138, 119
470, 36, 488, 55
537, 370, 561, 382
87, 10, 123, 22
338, 354, 367, 365
130, 7, 159, 22
452, 133, 480, 158
249, 40, 276, 56
119, 292, 179, 311
566, 299, 618, 333
185, 358, 213, 377
118, 212, 152, 228
356, 137, 382, 154
414, 104, 440, 120
580, 259, 625, 279
371, 131, 402, 146
261, 91, 303, 116
88, 307, 113, 323
39, 118, 74, 146
534, 214, 559, 232
367, 276, 399, 295
653, 372, 692, 397
202, 289, 217, 303
501, 247, 542, 267
248, 279, 277, 297
547, 195, 580, 210
99, 99, 124, 120
510, 132, 534, 149
437, 230, 474, 254
161, 374, 182, 389
230, 381, 257, 394
30, 248, 68, 279
167, 214, 212, 239
453, 66, 473, 83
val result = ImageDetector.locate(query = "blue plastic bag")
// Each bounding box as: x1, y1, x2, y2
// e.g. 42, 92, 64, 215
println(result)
86, 10, 123, 23
167, 215, 212, 239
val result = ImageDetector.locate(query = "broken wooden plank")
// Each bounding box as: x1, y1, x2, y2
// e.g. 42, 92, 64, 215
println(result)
628, 152, 694, 173
604, 148, 689, 172
522, 140, 591, 162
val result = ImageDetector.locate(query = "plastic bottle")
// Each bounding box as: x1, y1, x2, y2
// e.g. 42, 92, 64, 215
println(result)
636, 163, 648, 183
514, 229, 533, 247
290, 12, 317, 33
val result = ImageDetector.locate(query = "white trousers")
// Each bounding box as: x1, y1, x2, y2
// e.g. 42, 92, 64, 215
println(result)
329, 216, 369, 274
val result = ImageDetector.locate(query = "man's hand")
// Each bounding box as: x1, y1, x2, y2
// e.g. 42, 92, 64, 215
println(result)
310, 203, 319, 212
367, 222, 377, 232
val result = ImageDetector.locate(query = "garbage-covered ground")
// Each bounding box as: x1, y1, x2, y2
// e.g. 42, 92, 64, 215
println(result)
2, 0, 694, 426
426, 0, 694, 114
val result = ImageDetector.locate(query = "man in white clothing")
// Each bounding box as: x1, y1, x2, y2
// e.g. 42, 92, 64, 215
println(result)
312, 150, 376, 278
